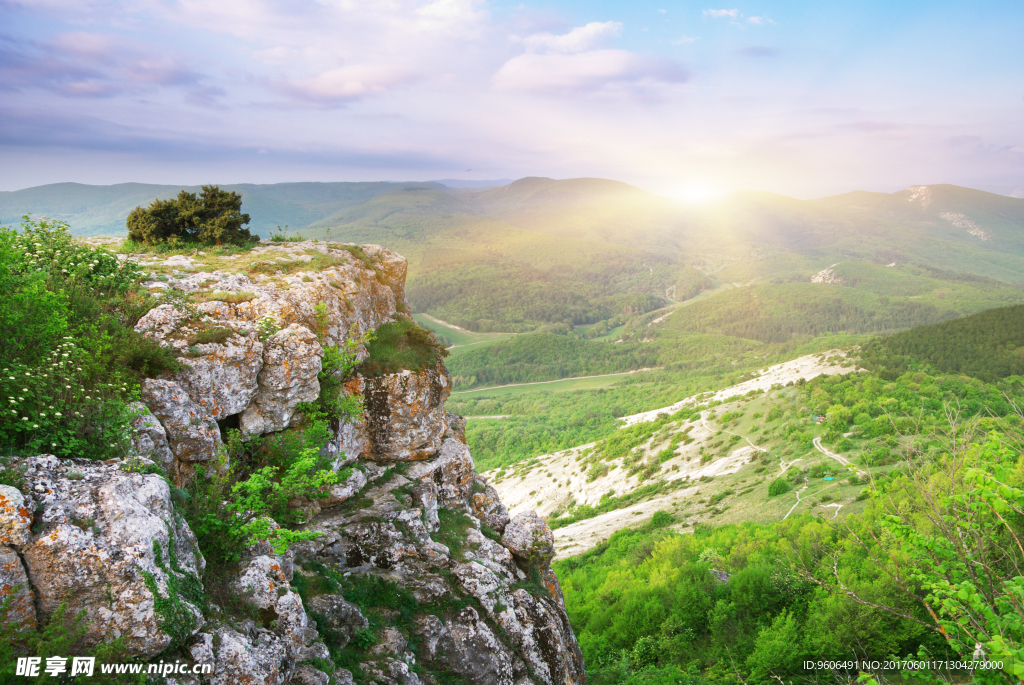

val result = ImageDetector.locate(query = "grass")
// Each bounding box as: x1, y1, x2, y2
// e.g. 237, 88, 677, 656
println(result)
187, 326, 236, 346
359, 317, 449, 376
451, 369, 655, 399
198, 290, 256, 304
413, 313, 516, 350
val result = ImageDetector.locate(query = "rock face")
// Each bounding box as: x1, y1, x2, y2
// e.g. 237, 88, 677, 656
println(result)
240, 324, 324, 438
3, 242, 585, 685
363, 365, 451, 461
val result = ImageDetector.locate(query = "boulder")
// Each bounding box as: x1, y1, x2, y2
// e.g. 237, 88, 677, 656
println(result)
304, 594, 368, 649
0, 546, 36, 630
470, 476, 511, 536
0, 485, 32, 546
415, 609, 516, 685
171, 332, 264, 419
363, 364, 451, 462
141, 379, 222, 466
14, 457, 205, 657
406, 439, 475, 505
501, 512, 555, 569
128, 403, 175, 471
240, 324, 323, 438
234, 555, 309, 657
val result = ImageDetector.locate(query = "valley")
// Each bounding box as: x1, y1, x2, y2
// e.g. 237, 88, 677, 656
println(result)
5, 177, 1024, 684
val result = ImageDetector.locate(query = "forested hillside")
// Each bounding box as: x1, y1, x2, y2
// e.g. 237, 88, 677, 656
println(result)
552, 339, 1024, 684
863, 303, 1024, 381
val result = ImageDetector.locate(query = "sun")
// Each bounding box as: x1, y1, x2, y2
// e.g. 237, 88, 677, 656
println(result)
664, 184, 724, 204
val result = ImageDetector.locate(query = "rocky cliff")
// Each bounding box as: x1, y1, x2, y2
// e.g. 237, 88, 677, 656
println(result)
0, 241, 585, 685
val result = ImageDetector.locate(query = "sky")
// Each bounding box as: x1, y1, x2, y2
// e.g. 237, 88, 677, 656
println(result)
1, 0, 1023, 199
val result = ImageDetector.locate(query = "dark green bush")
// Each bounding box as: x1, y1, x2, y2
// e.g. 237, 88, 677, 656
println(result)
767, 478, 792, 496
126, 185, 254, 246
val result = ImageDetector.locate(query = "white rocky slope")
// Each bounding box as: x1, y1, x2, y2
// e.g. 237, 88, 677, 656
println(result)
488, 350, 857, 559
0, 241, 585, 685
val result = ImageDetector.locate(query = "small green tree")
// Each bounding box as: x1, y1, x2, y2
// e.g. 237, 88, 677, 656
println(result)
126, 185, 253, 246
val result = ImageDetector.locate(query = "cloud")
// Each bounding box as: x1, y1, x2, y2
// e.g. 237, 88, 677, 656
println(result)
704, 9, 739, 18
269, 65, 419, 107
737, 46, 779, 57
1012, 145, 1024, 153
493, 49, 689, 94
671, 36, 699, 45
0, 31, 208, 99
521, 21, 622, 54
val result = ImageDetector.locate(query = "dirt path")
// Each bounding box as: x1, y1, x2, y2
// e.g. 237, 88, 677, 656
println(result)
783, 485, 808, 520
700, 411, 769, 454
452, 368, 659, 395
813, 437, 862, 474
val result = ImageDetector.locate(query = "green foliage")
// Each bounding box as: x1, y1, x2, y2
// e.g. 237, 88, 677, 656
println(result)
0, 219, 175, 459
180, 424, 337, 566
864, 303, 1024, 382
767, 479, 791, 496
126, 185, 255, 246
359, 317, 449, 377
447, 333, 660, 389
298, 303, 367, 423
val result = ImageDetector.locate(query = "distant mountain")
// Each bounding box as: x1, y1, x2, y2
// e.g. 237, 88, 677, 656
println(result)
0, 181, 446, 237
4, 177, 1023, 331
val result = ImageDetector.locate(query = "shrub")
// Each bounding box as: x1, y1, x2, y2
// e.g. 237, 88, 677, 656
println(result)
359, 317, 449, 377
768, 479, 792, 496
126, 185, 254, 246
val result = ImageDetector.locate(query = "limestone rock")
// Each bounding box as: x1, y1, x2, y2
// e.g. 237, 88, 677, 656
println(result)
142, 379, 222, 465
444, 411, 467, 444
415, 609, 516, 685
234, 555, 309, 657
363, 365, 450, 461
0, 546, 36, 630
305, 594, 368, 649
240, 324, 323, 438
361, 244, 409, 304
410, 481, 439, 533
171, 332, 263, 419
289, 664, 330, 685
205, 625, 292, 685
470, 476, 511, 536
321, 468, 368, 509
14, 458, 205, 657
406, 439, 475, 505
134, 304, 192, 345
0, 485, 32, 546
128, 403, 175, 471
501, 511, 555, 569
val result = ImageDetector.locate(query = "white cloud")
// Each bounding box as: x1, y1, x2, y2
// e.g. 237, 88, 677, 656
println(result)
671, 36, 699, 45
493, 49, 688, 94
748, 16, 763, 24
521, 21, 622, 54
270, 65, 418, 106
704, 9, 739, 18
1012, 145, 1024, 153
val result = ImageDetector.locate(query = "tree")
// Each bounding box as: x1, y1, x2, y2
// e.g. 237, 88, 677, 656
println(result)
126, 185, 253, 246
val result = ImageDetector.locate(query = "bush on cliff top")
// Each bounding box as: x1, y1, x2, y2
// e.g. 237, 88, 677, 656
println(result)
358, 316, 449, 377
